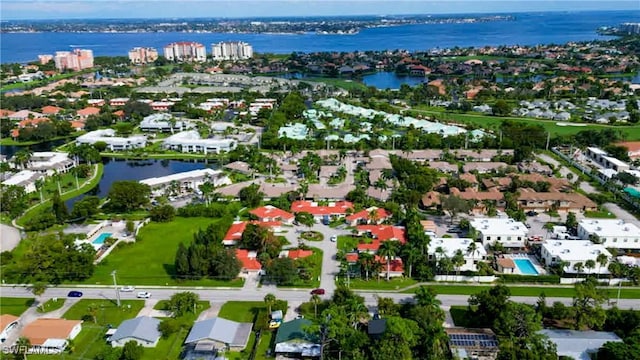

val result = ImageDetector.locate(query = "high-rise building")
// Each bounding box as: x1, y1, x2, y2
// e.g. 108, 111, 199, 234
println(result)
211, 41, 253, 60
37, 54, 53, 65
163, 42, 206, 62
128, 47, 159, 64
54, 49, 94, 71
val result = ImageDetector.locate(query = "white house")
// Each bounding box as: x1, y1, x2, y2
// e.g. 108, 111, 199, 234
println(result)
428, 238, 487, 272
541, 240, 611, 274
140, 168, 231, 197
1, 170, 43, 193
577, 219, 640, 250
0, 315, 19, 343
163, 131, 237, 154
110, 317, 161, 348
470, 218, 529, 248
76, 129, 147, 151
139, 113, 193, 133
27, 152, 76, 175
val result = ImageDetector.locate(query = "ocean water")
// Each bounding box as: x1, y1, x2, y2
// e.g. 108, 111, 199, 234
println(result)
1, 10, 638, 63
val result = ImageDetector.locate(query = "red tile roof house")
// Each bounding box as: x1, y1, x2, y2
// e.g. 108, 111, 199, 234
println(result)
222, 221, 282, 246
76, 107, 100, 119
249, 205, 294, 224
345, 207, 391, 226
279, 249, 313, 260
344, 253, 404, 278
41, 105, 63, 115
356, 225, 407, 253
290, 200, 354, 223
21, 318, 82, 354
235, 249, 262, 277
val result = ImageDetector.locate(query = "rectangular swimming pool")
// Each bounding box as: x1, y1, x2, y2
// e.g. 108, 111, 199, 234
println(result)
514, 258, 539, 275
92, 232, 112, 245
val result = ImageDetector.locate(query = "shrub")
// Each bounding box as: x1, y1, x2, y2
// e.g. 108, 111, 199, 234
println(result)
498, 274, 560, 284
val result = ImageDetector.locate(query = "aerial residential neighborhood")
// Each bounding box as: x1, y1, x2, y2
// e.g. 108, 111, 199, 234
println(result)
1, 4, 640, 360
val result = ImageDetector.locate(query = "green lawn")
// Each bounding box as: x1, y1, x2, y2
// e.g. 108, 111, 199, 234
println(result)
304, 77, 369, 91
82, 217, 243, 287
449, 305, 475, 327
154, 300, 211, 314
63, 299, 145, 326
36, 298, 65, 313
402, 284, 640, 299
143, 329, 188, 360
337, 235, 360, 252
219, 301, 265, 322
409, 106, 640, 140
0, 297, 34, 316
347, 277, 418, 291
584, 210, 617, 219
254, 330, 275, 360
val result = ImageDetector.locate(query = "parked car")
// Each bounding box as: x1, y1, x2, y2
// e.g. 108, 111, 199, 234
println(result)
526, 211, 539, 217
119, 286, 135, 292
136, 292, 151, 299
330, 235, 337, 242
67, 291, 83, 298
310, 288, 325, 295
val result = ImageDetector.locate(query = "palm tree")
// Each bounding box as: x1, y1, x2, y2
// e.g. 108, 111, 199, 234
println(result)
31, 282, 47, 312
13, 149, 32, 169
439, 256, 454, 282
16, 336, 31, 360
596, 253, 608, 278
35, 178, 45, 203
401, 244, 420, 278
573, 262, 584, 277
263, 293, 276, 314
452, 250, 465, 277
358, 252, 376, 281
435, 246, 446, 263
378, 241, 399, 281
466, 241, 480, 282
310, 294, 321, 317
585, 259, 596, 275
557, 260, 570, 276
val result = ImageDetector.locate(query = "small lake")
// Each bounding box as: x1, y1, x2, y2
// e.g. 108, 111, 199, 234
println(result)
66, 158, 218, 208
362, 72, 426, 89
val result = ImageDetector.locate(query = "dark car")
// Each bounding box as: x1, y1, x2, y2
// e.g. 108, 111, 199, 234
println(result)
67, 291, 83, 298
526, 211, 538, 217
310, 288, 325, 295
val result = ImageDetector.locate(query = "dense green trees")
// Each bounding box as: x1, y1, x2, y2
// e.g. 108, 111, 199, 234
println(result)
149, 204, 176, 222
168, 292, 200, 317
265, 257, 298, 285
70, 195, 100, 220
106, 181, 151, 212
0, 185, 28, 218
4, 233, 95, 284
238, 184, 264, 208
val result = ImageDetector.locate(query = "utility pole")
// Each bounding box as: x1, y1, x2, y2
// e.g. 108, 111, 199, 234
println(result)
111, 271, 121, 307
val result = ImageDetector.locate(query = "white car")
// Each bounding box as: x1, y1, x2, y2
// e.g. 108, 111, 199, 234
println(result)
330, 235, 337, 242
136, 291, 151, 299
119, 286, 135, 292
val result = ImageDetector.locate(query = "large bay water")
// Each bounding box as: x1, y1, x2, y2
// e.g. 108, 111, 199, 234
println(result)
2, 10, 639, 64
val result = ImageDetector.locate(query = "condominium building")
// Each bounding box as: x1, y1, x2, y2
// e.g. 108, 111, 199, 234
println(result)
577, 219, 640, 250
211, 41, 253, 60
140, 169, 231, 197
162, 131, 236, 154
128, 47, 159, 64
54, 49, 94, 71
76, 129, 147, 151
541, 240, 611, 274
470, 218, 529, 248
163, 42, 206, 62
428, 238, 487, 272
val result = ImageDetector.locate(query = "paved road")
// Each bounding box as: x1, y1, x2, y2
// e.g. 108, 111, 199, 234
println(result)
537, 153, 578, 184
0, 224, 22, 252
1, 285, 637, 310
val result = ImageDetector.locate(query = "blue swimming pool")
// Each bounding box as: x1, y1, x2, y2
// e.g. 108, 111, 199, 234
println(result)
92, 232, 112, 245
514, 259, 539, 275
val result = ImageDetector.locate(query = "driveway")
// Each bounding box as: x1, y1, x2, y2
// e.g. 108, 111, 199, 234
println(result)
0, 224, 22, 251
603, 203, 640, 227
537, 153, 579, 184
281, 223, 353, 296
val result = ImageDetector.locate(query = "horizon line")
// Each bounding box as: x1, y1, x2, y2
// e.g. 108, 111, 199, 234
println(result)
2, 8, 638, 22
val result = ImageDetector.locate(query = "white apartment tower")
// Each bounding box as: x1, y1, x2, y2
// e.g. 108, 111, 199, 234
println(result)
163, 42, 206, 62
128, 47, 159, 64
211, 41, 254, 60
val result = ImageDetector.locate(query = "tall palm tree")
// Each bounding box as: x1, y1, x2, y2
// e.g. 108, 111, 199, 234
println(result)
585, 260, 596, 275
263, 293, 276, 314
16, 336, 31, 360
573, 262, 584, 278
401, 244, 421, 279
13, 149, 33, 170
452, 250, 465, 277
466, 241, 480, 282
310, 294, 321, 317
557, 260, 570, 276
596, 253, 608, 278
358, 252, 376, 281
378, 241, 399, 281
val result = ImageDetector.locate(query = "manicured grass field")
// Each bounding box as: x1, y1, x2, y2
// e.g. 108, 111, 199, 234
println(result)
219, 301, 265, 322
0, 297, 34, 316
584, 210, 617, 219
83, 217, 243, 287
347, 277, 418, 290
410, 106, 640, 140
305, 77, 369, 91
63, 299, 145, 326
402, 284, 640, 299
36, 298, 65, 313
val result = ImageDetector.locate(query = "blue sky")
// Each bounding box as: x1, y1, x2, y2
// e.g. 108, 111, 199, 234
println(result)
1, 0, 638, 20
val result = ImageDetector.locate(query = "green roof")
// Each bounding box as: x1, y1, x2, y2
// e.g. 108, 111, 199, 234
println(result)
275, 319, 319, 344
